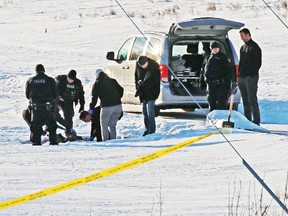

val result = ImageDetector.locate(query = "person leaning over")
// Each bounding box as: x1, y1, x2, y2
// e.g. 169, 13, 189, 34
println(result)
204, 42, 232, 112
79, 106, 102, 142
238, 28, 262, 125
135, 56, 160, 136
22, 98, 77, 142
25, 64, 58, 145
55, 69, 85, 128
89, 69, 123, 141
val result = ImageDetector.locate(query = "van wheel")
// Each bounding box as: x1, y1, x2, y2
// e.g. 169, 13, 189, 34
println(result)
154, 107, 160, 117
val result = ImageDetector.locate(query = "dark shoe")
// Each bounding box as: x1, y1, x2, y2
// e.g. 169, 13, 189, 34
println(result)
253, 121, 260, 126
32, 143, 42, 146
49, 143, 58, 145
142, 130, 149, 136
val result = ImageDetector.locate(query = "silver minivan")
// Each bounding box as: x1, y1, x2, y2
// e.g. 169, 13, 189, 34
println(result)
105, 17, 244, 115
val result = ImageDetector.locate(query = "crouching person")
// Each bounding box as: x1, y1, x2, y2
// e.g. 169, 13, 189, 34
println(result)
89, 69, 123, 141
79, 106, 102, 142
22, 98, 77, 143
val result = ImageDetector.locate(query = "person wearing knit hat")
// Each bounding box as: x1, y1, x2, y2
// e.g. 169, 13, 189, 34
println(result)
67, 69, 77, 80
204, 41, 233, 112
35, 64, 45, 73
55, 69, 85, 128
135, 56, 160, 136
25, 64, 58, 145
88, 68, 123, 141
95, 68, 104, 78
210, 41, 220, 49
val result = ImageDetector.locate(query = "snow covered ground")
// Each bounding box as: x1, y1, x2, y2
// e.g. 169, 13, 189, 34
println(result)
0, 0, 287, 215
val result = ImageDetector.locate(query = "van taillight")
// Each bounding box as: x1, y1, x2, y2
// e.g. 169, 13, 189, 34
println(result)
160, 64, 169, 83
235, 65, 239, 82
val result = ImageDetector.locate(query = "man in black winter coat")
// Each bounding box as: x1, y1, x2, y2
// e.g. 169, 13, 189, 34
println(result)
204, 42, 233, 112
135, 56, 160, 136
89, 69, 123, 141
238, 28, 262, 125
25, 64, 58, 145
55, 70, 85, 128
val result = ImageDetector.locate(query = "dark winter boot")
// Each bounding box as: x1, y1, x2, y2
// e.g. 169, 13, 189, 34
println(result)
142, 130, 149, 136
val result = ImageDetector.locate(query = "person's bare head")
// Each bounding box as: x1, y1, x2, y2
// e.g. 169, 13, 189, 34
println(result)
239, 28, 251, 43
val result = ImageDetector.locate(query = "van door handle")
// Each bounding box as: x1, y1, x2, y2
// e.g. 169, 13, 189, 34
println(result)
125, 66, 130, 69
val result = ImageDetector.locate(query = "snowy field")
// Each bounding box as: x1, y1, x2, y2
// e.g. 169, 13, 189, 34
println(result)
0, 0, 287, 215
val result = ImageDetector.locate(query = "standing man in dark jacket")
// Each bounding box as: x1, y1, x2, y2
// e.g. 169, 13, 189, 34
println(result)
135, 56, 160, 136
238, 28, 262, 125
55, 69, 85, 128
89, 69, 123, 141
25, 64, 58, 145
204, 42, 232, 112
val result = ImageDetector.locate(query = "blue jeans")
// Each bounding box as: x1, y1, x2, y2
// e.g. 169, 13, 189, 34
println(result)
142, 100, 156, 133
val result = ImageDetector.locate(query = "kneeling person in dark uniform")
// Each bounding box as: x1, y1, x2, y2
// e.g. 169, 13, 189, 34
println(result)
25, 64, 58, 145
204, 42, 232, 112
23, 99, 78, 143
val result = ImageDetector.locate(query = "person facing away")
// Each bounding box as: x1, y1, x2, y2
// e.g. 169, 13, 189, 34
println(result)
22, 98, 77, 142
204, 42, 232, 112
135, 55, 160, 136
89, 69, 123, 141
55, 69, 85, 128
238, 28, 262, 125
79, 106, 102, 142
25, 64, 58, 145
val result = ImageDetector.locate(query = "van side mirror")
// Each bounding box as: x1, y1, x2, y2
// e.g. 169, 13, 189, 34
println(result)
106, 51, 115, 61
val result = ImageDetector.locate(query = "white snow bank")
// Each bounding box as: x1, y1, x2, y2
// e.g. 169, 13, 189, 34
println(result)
206, 110, 270, 133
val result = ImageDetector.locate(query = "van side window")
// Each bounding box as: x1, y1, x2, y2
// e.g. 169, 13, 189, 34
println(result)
118, 38, 134, 61
145, 38, 161, 61
130, 37, 146, 60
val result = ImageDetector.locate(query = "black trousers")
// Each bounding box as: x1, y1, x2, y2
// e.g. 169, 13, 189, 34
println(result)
63, 102, 75, 128
30, 108, 57, 144
207, 82, 229, 112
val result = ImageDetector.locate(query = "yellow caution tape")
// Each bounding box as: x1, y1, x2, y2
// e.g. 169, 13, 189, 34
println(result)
0, 131, 219, 210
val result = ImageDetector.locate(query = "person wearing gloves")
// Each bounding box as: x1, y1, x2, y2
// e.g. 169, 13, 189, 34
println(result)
79, 106, 102, 142
22, 98, 77, 142
55, 69, 85, 128
89, 69, 123, 141
135, 56, 160, 136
